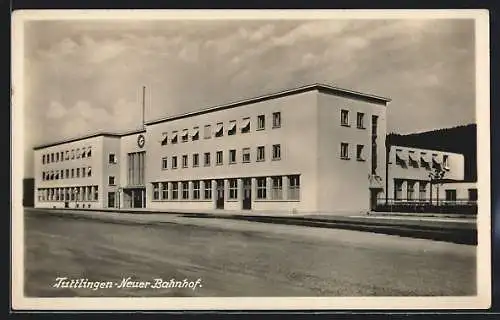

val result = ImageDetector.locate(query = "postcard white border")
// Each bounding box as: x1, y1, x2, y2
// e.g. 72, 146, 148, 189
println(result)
11, 9, 491, 311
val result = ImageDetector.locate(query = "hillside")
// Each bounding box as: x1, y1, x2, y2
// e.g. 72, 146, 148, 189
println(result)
387, 124, 477, 182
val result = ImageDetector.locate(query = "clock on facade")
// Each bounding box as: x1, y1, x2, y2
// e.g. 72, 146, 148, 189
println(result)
137, 134, 145, 148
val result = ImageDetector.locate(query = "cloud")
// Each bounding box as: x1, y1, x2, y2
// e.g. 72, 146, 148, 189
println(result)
46, 101, 67, 119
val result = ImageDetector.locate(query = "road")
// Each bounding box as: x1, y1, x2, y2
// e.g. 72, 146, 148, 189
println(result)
24, 209, 476, 297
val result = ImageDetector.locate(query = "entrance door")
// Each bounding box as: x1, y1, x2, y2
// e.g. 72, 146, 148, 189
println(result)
216, 180, 224, 209
133, 189, 144, 208
370, 189, 380, 211
242, 178, 251, 210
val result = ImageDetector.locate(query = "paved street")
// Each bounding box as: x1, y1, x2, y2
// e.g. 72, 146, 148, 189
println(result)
24, 209, 476, 297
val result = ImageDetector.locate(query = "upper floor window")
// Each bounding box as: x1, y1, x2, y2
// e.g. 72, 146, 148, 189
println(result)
257, 146, 265, 162
61, 151, 64, 161
229, 149, 237, 164
216, 151, 223, 165
108, 176, 115, 186
272, 144, 281, 161
88, 166, 92, 177
71, 149, 75, 160
192, 127, 199, 141
257, 115, 265, 130
204, 125, 212, 139
82, 167, 86, 178
161, 133, 168, 146
215, 123, 224, 138
341, 109, 349, 126
272, 112, 281, 128
182, 129, 189, 143
204, 152, 211, 167
182, 155, 188, 168
193, 153, 199, 167
172, 156, 178, 169
340, 143, 349, 160
109, 153, 116, 164
356, 144, 364, 161
65, 150, 69, 160
356, 112, 365, 129
56, 153, 60, 162
241, 118, 250, 133
162, 157, 168, 170
42, 155, 46, 164
242, 148, 251, 163
51, 153, 55, 162
228, 121, 237, 136
443, 155, 450, 170
81, 148, 86, 158
87, 147, 92, 158
171, 131, 178, 144
76, 148, 81, 159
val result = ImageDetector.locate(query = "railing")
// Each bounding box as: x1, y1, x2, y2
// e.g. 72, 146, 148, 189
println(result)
374, 198, 477, 215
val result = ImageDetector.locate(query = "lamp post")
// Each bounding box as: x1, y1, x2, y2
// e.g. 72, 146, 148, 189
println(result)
74, 187, 79, 208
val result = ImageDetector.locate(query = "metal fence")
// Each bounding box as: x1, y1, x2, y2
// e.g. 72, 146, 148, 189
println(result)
374, 198, 477, 215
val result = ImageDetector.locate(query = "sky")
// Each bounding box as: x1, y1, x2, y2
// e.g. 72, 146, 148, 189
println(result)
21, 18, 476, 178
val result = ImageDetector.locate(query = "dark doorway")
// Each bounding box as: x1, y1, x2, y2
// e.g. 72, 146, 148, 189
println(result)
216, 179, 224, 209
242, 178, 252, 210
370, 188, 380, 211
133, 190, 143, 208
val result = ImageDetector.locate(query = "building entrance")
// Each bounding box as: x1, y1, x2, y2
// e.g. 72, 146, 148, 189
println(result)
216, 180, 224, 209
242, 178, 252, 210
123, 188, 146, 209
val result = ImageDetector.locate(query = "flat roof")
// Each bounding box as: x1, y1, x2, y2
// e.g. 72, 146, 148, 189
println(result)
145, 83, 391, 126
33, 128, 146, 150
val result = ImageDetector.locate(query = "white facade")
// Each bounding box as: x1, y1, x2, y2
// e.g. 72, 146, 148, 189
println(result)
34, 83, 395, 215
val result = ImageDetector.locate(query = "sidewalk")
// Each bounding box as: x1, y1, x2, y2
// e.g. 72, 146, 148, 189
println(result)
26, 207, 477, 245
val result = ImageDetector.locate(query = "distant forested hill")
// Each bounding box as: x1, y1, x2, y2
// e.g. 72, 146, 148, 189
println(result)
387, 124, 477, 182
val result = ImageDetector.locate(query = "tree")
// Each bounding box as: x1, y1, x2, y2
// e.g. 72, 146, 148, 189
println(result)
428, 166, 446, 205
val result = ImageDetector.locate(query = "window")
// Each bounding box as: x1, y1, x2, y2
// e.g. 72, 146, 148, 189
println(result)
443, 155, 450, 169
419, 182, 427, 201
71, 150, 75, 159
420, 152, 430, 168
215, 122, 223, 137
71, 169, 75, 178
229, 179, 238, 199
204, 152, 211, 167
82, 167, 86, 178
42, 155, 46, 164
241, 117, 250, 133
272, 144, 281, 160
172, 156, 178, 169
204, 180, 212, 199
65, 151, 70, 160
162, 157, 168, 170
228, 120, 237, 135
257, 177, 267, 199
407, 181, 415, 200
193, 181, 200, 199
172, 183, 179, 200
340, 143, 349, 160
229, 149, 236, 164
271, 176, 283, 200
182, 155, 188, 168
65, 169, 69, 178
171, 131, 178, 144
182, 182, 189, 199
87, 166, 92, 177
51, 153, 55, 162
357, 112, 365, 129
242, 148, 251, 163
445, 189, 457, 202
108, 176, 115, 186
288, 175, 300, 200
76, 168, 80, 178
408, 151, 418, 167
257, 146, 265, 162
161, 133, 168, 146
56, 153, 60, 162
81, 148, 86, 158
257, 115, 265, 130
76, 148, 81, 159
204, 125, 212, 139
356, 144, 364, 161
108, 192, 116, 208
152, 183, 159, 200
192, 127, 199, 141
182, 129, 189, 143
61, 151, 65, 161
161, 182, 168, 200
468, 188, 478, 201
42, 172, 46, 181
87, 147, 92, 157
193, 153, 199, 167
216, 151, 223, 165
109, 153, 116, 164
341, 109, 349, 126
46, 154, 50, 164
94, 186, 99, 201
395, 180, 403, 200
269, 111, 281, 129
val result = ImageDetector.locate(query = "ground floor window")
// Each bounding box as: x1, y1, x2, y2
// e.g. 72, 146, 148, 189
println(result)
193, 181, 200, 199
468, 188, 478, 201
407, 181, 415, 200
204, 180, 212, 199
288, 175, 300, 200
271, 176, 283, 200
419, 182, 427, 201
257, 177, 267, 199
445, 189, 457, 202
172, 183, 178, 199
182, 181, 189, 199
229, 179, 238, 199
395, 179, 403, 200
152, 183, 159, 200
108, 192, 116, 207
161, 182, 168, 200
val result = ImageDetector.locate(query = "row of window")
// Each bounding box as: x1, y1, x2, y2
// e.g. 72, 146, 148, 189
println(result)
340, 109, 368, 129
394, 179, 429, 201
160, 112, 282, 146
37, 186, 99, 202
42, 147, 93, 165
42, 167, 93, 181
340, 143, 366, 161
161, 145, 281, 170
151, 175, 300, 201
395, 150, 450, 170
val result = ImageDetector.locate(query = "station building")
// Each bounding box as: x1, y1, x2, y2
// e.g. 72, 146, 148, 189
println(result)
33, 83, 390, 214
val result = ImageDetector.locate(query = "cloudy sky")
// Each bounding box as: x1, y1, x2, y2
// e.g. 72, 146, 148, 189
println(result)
22, 18, 476, 177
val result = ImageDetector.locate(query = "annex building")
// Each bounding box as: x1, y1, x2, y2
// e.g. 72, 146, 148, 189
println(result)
33, 83, 476, 215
